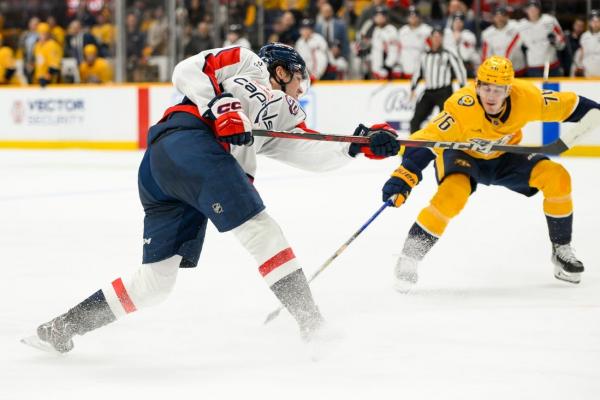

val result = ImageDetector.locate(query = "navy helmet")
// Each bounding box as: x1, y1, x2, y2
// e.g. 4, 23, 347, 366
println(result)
258, 42, 308, 83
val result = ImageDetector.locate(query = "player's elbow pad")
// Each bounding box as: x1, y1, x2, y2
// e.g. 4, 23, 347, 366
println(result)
564, 96, 600, 123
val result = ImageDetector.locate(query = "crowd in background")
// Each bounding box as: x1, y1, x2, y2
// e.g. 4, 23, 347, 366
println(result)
0, 0, 599, 86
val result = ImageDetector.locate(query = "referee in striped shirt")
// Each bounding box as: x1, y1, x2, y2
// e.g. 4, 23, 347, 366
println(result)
409, 27, 467, 133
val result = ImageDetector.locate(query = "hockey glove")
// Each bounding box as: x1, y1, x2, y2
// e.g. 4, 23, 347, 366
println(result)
203, 93, 253, 146
348, 123, 400, 159
382, 165, 420, 207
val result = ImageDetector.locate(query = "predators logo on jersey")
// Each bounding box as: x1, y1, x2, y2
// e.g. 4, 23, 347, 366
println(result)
458, 95, 475, 107
454, 158, 472, 168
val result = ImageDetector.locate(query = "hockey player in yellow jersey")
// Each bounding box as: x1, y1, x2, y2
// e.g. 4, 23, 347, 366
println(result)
0, 33, 19, 84
382, 56, 600, 289
79, 44, 113, 83
33, 22, 62, 86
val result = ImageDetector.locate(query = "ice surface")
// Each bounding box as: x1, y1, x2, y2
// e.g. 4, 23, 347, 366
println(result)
1, 150, 599, 400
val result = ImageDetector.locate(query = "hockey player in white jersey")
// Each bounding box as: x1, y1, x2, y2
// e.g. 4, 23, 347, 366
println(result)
295, 19, 329, 80
575, 10, 600, 77
397, 6, 431, 79
481, 6, 526, 76
23, 43, 400, 354
443, 12, 480, 77
222, 24, 252, 49
519, 0, 566, 77
370, 6, 399, 80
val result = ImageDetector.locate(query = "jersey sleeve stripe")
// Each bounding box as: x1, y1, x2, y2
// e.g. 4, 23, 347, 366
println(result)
505, 34, 520, 58
201, 47, 243, 96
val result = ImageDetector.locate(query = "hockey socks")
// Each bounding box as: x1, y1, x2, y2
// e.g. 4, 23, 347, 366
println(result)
36, 290, 116, 353
270, 269, 324, 338
402, 223, 439, 260
546, 214, 572, 245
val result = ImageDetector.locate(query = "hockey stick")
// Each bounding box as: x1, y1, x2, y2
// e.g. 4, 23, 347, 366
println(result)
253, 110, 600, 155
263, 199, 394, 325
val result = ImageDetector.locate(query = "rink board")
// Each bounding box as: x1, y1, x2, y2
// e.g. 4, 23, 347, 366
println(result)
0, 79, 599, 155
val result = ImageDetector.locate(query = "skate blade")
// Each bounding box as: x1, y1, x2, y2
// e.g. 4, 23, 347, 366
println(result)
20, 335, 63, 354
394, 278, 416, 294
553, 266, 581, 284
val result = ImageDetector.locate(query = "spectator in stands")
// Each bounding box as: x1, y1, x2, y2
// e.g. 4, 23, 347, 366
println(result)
0, 33, 19, 84
277, 11, 300, 46
560, 16, 585, 76
223, 24, 251, 49
33, 22, 62, 87
65, 19, 99, 64
576, 10, 600, 77
397, 6, 432, 79
47, 16, 65, 48
19, 16, 40, 83
125, 12, 147, 81
369, 6, 399, 80
519, 0, 565, 77
481, 6, 526, 76
187, 0, 206, 28
184, 21, 212, 57
91, 11, 115, 56
79, 43, 112, 83
444, 0, 475, 32
295, 18, 329, 80
147, 6, 169, 55
315, 2, 350, 59
355, 0, 402, 32
443, 12, 479, 77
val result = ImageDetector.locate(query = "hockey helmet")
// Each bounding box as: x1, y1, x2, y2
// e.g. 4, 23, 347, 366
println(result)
258, 43, 309, 96
477, 56, 514, 86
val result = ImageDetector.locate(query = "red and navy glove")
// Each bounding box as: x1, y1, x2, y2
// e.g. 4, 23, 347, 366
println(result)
203, 93, 253, 146
348, 123, 400, 159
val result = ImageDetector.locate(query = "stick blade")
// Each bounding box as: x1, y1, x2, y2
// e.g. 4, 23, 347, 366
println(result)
561, 108, 600, 148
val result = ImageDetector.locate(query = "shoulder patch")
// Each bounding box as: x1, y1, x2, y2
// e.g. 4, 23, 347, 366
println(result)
457, 95, 475, 107
285, 95, 300, 115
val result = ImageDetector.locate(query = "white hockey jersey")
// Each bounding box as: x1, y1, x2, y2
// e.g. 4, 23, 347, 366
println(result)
481, 20, 526, 73
518, 14, 565, 68
397, 23, 432, 76
578, 31, 600, 77
223, 37, 252, 49
171, 46, 352, 178
371, 24, 399, 78
443, 27, 480, 68
295, 33, 329, 80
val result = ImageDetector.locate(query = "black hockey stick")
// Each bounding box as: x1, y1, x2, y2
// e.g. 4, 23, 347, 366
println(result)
264, 199, 394, 325
253, 109, 600, 155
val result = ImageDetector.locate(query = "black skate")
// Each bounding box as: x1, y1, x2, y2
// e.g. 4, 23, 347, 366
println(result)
552, 243, 584, 284
21, 313, 75, 353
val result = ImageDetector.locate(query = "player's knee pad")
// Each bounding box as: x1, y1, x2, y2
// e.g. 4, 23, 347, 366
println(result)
233, 210, 300, 286
417, 173, 471, 236
530, 160, 572, 217
103, 255, 181, 318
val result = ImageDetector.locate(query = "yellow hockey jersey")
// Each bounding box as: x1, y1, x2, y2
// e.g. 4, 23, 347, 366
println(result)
410, 79, 578, 159
0, 46, 19, 84
79, 57, 113, 83
33, 39, 62, 83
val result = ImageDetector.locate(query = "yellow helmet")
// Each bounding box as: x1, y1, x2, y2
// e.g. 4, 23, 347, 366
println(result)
84, 44, 98, 57
37, 22, 50, 34
477, 56, 514, 86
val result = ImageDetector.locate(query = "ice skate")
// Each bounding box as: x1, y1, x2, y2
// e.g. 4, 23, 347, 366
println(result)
21, 313, 75, 354
394, 255, 419, 293
552, 243, 584, 284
